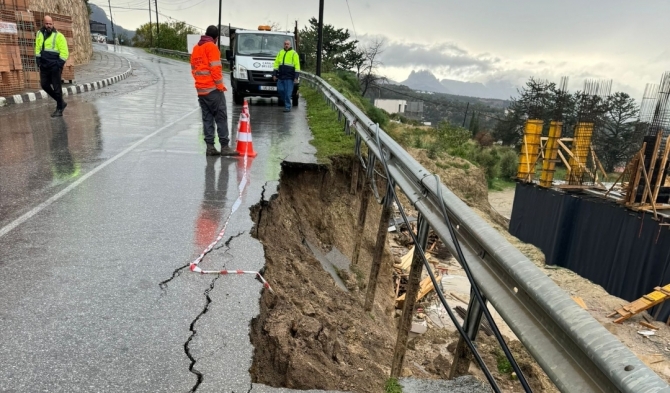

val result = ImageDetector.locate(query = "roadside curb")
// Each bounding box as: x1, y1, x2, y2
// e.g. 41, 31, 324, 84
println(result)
0, 57, 133, 107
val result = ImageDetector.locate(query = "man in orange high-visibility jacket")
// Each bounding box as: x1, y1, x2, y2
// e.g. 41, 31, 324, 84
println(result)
191, 25, 238, 156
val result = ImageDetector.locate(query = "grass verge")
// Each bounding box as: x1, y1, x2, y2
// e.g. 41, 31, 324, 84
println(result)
301, 84, 356, 164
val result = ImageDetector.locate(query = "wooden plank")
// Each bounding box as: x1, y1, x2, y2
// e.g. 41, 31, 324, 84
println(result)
640, 321, 659, 330
628, 146, 646, 205
557, 149, 571, 172
653, 135, 670, 204
449, 292, 469, 304
592, 146, 609, 181
558, 139, 595, 180
523, 134, 531, 182
642, 132, 662, 205
605, 170, 626, 197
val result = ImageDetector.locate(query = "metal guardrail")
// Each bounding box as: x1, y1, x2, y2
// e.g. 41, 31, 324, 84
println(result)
302, 73, 670, 393
149, 48, 229, 66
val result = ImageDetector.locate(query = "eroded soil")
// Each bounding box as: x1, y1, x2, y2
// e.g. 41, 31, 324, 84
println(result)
248, 158, 553, 392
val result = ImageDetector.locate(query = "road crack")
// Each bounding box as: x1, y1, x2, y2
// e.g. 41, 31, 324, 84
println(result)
185, 276, 218, 392
159, 264, 189, 292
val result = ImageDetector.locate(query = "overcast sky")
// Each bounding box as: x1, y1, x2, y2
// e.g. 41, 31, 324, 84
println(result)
94, 0, 670, 99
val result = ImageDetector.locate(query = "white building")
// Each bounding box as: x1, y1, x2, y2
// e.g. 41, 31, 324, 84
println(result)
374, 99, 407, 114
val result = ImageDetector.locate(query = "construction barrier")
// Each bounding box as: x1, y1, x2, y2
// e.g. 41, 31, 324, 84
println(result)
567, 122, 594, 184
539, 121, 562, 187
516, 119, 543, 181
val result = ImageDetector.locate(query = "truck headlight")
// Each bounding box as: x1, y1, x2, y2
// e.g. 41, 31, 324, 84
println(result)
235, 65, 248, 80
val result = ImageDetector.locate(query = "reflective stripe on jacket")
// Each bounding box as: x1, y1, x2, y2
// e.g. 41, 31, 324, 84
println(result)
273, 49, 300, 80
191, 37, 225, 96
35, 29, 69, 69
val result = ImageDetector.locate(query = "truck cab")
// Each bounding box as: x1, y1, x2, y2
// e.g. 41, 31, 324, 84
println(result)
226, 26, 302, 106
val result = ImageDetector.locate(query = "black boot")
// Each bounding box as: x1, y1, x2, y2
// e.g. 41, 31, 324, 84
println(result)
206, 144, 220, 156
219, 146, 239, 156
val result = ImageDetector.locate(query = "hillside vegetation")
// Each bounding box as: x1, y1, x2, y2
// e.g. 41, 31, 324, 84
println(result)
310, 71, 517, 191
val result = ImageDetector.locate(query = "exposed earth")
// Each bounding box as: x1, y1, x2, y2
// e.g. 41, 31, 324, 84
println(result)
246, 149, 670, 392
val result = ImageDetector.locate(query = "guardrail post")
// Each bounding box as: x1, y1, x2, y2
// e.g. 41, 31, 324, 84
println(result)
353, 154, 376, 265
449, 288, 486, 378
390, 215, 429, 378
364, 181, 394, 311
350, 156, 359, 195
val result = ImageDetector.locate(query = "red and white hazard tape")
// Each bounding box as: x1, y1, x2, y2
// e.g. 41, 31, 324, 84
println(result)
189, 144, 274, 293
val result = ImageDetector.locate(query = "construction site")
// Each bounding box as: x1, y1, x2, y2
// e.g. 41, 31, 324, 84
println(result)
510, 72, 670, 328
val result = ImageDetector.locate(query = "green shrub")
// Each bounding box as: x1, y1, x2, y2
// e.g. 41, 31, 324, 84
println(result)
384, 378, 403, 393
436, 121, 471, 150
498, 147, 519, 180
365, 105, 389, 128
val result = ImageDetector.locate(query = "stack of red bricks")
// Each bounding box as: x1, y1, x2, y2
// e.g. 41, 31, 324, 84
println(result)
0, 0, 76, 96
0, 8, 23, 95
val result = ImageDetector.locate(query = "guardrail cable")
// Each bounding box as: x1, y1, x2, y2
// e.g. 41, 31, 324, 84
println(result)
372, 125, 508, 392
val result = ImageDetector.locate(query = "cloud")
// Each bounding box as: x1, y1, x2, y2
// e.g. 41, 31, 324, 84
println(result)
377, 40, 499, 73
358, 33, 650, 99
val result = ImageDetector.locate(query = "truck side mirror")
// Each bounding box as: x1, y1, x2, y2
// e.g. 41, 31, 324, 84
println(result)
225, 50, 232, 61
299, 53, 306, 66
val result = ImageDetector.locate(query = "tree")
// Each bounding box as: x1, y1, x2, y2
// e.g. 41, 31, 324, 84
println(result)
298, 17, 359, 73
358, 38, 385, 96
132, 21, 197, 51
133, 23, 156, 48
493, 78, 556, 145
468, 111, 480, 135
117, 33, 129, 46
593, 92, 641, 172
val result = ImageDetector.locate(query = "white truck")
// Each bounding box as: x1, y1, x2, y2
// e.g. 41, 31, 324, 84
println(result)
225, 26, 304, 106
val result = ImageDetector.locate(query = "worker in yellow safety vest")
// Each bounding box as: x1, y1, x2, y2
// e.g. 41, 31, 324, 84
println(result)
35, 15, 69, 117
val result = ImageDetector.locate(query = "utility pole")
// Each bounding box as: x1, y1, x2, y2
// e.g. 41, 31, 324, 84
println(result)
148, 0, 153, 47
154, 0, 160, 46
316, 0, 324, 76
462, 102, 470, 127
217, 0, 222, 47
107, 0, 116, 42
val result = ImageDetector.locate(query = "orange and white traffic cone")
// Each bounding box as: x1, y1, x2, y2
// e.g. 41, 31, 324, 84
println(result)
242, 99, 250, 117
235, 112, 257, 157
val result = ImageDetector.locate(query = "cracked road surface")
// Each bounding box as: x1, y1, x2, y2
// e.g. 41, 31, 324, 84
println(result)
0, 46, 326, 392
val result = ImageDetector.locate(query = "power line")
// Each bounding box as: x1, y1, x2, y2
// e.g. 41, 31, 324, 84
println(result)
162, 0, 207, 11
344, 0, 357, 41
90, 2, 205, 32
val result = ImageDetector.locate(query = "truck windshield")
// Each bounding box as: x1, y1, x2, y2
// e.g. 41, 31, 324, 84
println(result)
236, 34, 293, 57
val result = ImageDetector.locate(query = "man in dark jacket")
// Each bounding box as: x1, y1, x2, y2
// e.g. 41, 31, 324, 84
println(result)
191, 25, 238, 156
35, 15, 69, 117
272, 40, 300, 112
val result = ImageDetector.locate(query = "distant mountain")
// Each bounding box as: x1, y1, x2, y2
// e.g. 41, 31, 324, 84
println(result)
89, 4, 135, 40
398, 69, 519, 100
400, 70, 449, 94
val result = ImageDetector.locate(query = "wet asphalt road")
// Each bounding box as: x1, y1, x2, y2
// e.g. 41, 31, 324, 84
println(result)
0, 46, 321, 392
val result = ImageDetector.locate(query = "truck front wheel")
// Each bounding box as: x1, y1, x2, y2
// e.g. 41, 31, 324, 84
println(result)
233, 90, 244, 105
292, 93, 299, 107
